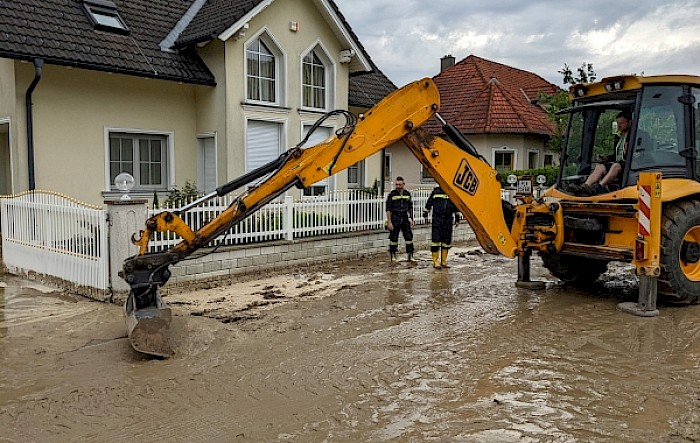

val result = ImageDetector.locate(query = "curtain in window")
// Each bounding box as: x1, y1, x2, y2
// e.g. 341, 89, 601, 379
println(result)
247, 38, 276, 102
302, 50, 325, 108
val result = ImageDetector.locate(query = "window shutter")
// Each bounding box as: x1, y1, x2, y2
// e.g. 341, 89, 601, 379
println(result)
302, 126, 332, 188
247, 120, 281, 173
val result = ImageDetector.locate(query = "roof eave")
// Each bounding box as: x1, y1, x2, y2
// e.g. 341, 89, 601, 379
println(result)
313, 0, 371, 72
0, 51, 216, 86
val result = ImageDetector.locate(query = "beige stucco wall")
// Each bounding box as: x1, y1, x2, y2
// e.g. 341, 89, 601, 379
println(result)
0, 58, 16, 194
219, 0, 365, 197
11, 62, 202, 205
0, 58, 15, 118
196, 39, 227, 190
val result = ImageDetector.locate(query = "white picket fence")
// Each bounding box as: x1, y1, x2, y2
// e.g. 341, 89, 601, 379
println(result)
0, 191, 108, 291
0, 188, 437, 292
147, 188, 435, 252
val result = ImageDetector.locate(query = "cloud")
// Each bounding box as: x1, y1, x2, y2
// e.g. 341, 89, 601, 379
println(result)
335, 0, 700, 87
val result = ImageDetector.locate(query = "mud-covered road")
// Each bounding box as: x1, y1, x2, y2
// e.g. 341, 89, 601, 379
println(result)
2, 243, 700, 442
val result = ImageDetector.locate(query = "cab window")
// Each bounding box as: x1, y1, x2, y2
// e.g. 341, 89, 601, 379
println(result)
630, 86, 686, 171
693, 87, 700, 178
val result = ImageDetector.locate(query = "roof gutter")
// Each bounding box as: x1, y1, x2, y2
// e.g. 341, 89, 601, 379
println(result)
25, 58, 43, 190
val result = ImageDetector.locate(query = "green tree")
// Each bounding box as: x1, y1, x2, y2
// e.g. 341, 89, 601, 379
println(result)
537, 63, 598, 152
538, 89, 570, 152
559, 62, 597, 85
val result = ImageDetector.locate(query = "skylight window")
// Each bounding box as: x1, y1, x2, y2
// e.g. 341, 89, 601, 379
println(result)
82, 0, 129, 34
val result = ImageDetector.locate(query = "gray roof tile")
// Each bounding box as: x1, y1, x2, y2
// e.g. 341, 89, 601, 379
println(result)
349, 69, 396, 108
0, 0, 396, 103
176, 0, 265, 47
0, 0, 215, 85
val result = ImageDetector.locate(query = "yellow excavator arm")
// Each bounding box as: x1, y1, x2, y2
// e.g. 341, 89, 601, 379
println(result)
129, 78, 440, 259
126, 78, 518, 277
121, 77, 526, 357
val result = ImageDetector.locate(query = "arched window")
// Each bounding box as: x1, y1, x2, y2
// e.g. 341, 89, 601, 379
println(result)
302, 49, 326, 109
246, 37, 277, 103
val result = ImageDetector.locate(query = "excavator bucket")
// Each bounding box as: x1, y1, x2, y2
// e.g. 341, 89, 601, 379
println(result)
124, 289, 173, 358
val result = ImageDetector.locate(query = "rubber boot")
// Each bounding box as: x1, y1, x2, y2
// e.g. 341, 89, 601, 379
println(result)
440, 249, 450, 268
390, 252, 397, 264
407, 253, 416, 263
431, 251, 441, 268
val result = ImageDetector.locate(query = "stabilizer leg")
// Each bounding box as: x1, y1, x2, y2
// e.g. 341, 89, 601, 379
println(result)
617, 275, 659, 317
515, 249, 545, 290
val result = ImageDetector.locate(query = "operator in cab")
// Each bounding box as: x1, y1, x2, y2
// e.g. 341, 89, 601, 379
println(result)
572, 111, 631, 196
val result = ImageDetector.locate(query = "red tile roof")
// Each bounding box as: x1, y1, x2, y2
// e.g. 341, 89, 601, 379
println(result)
427, 55, 560, 136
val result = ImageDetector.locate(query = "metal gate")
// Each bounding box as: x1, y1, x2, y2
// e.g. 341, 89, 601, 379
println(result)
1, 191, 108, 297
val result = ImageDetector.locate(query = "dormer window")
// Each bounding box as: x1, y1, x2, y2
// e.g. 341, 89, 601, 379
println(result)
82, 0, 129, 35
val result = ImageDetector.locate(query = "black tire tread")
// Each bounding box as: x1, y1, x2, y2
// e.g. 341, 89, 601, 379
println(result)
540, 253, 608, 286
658, 199, 700, 304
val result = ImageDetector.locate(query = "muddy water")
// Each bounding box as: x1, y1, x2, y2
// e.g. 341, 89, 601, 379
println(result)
1, 247, 699, 442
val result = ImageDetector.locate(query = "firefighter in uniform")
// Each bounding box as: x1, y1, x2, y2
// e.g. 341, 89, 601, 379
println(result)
385, 176, 415, 263
423, 185, 460, 268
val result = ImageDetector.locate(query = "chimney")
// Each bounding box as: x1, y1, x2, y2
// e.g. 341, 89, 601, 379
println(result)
440, 54, 455, 72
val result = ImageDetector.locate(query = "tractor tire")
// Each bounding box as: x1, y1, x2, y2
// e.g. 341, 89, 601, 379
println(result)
540, 252, 608, 286
658, 200, 700, 304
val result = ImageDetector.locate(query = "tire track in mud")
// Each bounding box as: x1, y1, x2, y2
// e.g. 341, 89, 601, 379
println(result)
277, 254, 700, 442
3, 250, 700, 442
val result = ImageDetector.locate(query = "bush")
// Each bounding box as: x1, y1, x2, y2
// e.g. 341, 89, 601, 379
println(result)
498, 166, 559, 188
165, 180, 200, 205
357, 179, 380, 197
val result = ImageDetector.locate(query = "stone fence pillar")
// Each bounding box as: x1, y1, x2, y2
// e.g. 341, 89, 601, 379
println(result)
105, 199, 147, 294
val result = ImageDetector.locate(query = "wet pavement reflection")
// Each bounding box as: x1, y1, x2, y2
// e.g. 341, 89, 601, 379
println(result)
1, 247, 699, 442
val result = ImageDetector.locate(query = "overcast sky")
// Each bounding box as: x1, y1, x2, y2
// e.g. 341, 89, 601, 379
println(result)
333, 0, 700, 88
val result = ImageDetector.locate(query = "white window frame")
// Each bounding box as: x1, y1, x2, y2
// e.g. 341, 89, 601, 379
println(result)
491, 146, 517, 173
420, 165, 435, 183
244, 28, 287, 107
0, 117, 14, 194
245, 116, 287, 175
103, 127, 175, 192
82, 0, 129, 34
347, 160, 365, 189
300, 41, 335, 111
527, 150, 539, 169
384, 152, 392, 181
301, 122, 335, 195
544, 153, 554, 167
197, 132, 218, 193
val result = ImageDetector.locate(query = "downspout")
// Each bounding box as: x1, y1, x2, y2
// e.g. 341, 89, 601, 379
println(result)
25, 58, 44, 190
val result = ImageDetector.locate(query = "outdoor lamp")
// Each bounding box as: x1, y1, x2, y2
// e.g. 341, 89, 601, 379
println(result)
115, 172, 135, 200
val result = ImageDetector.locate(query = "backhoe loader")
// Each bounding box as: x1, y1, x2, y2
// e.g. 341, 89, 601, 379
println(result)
122, 74, 700, 357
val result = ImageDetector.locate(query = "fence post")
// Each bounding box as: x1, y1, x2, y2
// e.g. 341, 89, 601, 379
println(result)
105, 199, 148, 294
284, 195, 294, 241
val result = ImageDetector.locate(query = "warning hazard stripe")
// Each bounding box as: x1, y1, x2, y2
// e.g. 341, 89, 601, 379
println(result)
639, 185, 651, 236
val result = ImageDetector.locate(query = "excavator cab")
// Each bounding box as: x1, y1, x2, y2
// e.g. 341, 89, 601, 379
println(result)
540, 75, 700, 312
556, 75, 699, 196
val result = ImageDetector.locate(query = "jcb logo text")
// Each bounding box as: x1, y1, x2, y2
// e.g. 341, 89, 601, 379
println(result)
454, 159, 479, 195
